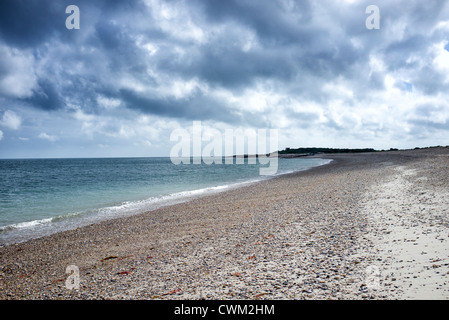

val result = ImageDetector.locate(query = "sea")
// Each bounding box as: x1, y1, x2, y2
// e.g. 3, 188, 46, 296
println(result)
0, 157, 331, 245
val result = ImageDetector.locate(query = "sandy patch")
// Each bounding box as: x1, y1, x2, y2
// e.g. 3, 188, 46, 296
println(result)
364, 165, 449, 299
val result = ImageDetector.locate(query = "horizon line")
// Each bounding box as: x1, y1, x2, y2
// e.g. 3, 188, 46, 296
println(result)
1, 145, 448, 160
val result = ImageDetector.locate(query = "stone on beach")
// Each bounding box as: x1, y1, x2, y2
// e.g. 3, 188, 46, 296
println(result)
1, 147, 448, 300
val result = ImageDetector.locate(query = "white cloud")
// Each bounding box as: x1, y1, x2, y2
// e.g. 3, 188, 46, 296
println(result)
433, 41, 449, 75
137, 139, 153, 147
38, 132, 58, 142
0, 130, 3, 141
2, 0, 449, 158
0, 44, 38, 98
96, 95, 121, 110
143, 0, 206, 44
0, 110, 22, 130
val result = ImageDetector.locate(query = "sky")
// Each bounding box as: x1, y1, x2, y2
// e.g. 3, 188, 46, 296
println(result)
0, 0, 449, 158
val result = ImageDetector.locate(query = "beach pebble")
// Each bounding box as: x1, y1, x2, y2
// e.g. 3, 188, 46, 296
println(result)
1, 148, 449, 300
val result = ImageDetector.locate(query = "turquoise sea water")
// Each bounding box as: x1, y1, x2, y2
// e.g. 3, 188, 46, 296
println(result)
0, 157, 331, 245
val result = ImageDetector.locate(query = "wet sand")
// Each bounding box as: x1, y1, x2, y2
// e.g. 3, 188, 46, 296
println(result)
1, 148, 448, 299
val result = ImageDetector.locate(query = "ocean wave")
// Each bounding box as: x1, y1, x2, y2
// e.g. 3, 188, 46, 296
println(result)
94, 182, 254, 218
0, 182, 248, 235
0, 158, 333, 243
0, 217, 53, 232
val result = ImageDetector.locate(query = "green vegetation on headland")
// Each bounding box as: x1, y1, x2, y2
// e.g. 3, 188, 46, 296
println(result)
235, 146, 448, 158
278, 147, 377, 155
278, 145, 449, 156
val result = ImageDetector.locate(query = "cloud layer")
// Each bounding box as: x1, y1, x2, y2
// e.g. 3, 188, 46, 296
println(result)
1, 0, 449, 157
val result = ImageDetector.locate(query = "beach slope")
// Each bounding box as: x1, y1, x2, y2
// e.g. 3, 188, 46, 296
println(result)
1, 148, 448, 299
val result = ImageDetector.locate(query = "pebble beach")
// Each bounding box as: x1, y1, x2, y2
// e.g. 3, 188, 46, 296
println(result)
1, 148, 448, 300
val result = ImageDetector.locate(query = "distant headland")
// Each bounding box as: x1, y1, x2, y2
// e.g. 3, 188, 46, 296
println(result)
277, 145, 449, 157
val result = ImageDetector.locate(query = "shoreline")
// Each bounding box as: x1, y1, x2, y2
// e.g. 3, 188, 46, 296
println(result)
0, 158, 331, 247
1, 148, 448, 299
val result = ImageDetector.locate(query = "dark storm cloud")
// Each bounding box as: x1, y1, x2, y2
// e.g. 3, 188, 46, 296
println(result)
0, 0, 449, 136
119, 88, 243, 124
93, 19, 147, 74
164, 0, 365, 90
170, 45, 298, 90
0, 0, 372, 114
197, 0, 313, 44
0, 0, 67, 48
0, 0, 146, 47
25, 79, 65, 110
